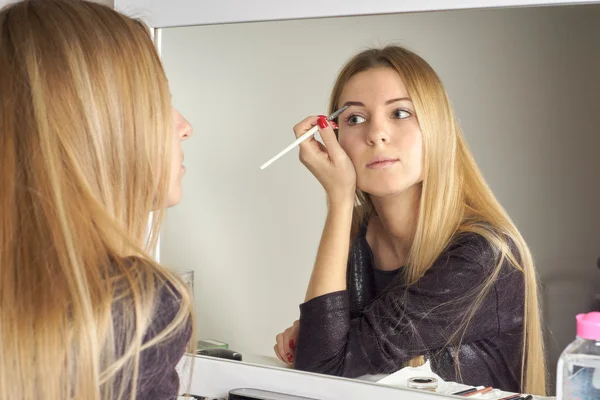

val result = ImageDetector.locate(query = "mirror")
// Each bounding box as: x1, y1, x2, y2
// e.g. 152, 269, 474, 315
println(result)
158, 3, 600, 393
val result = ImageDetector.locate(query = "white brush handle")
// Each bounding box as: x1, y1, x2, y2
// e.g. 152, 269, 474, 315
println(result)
260, 125, 319, 170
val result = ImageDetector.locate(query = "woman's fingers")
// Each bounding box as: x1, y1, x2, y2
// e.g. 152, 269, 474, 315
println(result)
275, 332, 288, 363
293, 116, 319, 139
292, 115, 356, 203
282, 328, 294, 364
274, 344, 285, 363
317, 116, 346, 161
275, 326, 297, 364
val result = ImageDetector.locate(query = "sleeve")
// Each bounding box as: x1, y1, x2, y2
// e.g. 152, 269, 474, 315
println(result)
136, 282, 193, 399
294, 234, 514, 378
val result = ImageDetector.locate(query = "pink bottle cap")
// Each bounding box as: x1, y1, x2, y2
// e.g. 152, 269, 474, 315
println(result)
576, 312, 600, 341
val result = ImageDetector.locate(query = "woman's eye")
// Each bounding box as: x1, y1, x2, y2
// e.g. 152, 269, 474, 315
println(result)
347, 115, 366, 125
393, 109, 411, 119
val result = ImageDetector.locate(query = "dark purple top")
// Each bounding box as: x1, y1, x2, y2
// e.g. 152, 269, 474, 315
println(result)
113, 281, 192, 399
295, 226, 525, 392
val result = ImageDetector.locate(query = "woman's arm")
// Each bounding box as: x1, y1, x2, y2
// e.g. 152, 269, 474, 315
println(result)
304, 200, 354, 302
279, 114, 355, 365
274, 201, 353, 365
295, 233, 524, 378
290, 115, 356, 302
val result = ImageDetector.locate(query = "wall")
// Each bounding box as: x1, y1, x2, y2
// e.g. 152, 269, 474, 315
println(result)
93, 0, 114, 6
160, 4, 600, 388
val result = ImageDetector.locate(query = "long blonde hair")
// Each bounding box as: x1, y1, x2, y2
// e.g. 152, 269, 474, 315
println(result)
0, 0, 194, 399
329, 46, 546, 395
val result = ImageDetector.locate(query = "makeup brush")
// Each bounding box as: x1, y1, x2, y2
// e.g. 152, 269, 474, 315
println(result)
260, 106, 348, 170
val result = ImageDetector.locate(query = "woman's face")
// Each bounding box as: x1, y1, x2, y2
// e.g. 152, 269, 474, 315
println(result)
337, 67, 423, 199
167, 108, 193, 207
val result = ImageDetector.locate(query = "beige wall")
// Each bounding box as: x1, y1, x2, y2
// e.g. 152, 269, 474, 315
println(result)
160, 4, 600, 388
92, 0, 114, 6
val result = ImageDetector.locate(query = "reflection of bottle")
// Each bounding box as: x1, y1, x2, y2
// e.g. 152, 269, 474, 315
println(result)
179, 270, 194, 302
556, 312, 600, 400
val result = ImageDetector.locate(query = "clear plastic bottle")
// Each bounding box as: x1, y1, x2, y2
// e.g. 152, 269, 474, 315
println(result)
556, 312, 600, 400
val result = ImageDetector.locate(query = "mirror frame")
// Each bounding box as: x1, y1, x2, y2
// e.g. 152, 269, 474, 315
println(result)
115, 0, 599, 28
124, 0, 600, 392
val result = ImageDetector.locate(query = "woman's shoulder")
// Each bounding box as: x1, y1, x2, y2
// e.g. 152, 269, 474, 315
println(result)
441, 228, 522, 278
147, 277, 191, 337
446, 230, 496, 260
132, 257, 190, 333
110, 256, 191, 339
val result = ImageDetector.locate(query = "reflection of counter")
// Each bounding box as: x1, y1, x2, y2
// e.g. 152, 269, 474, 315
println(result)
241, 354, 384, 380
242, 354, 291, 369
177, 354, 446, 400
183, 354, 556, 400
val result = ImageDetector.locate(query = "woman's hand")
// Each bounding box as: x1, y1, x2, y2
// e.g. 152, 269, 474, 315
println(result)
274, 320, 299, 365
294, 116, 356, 207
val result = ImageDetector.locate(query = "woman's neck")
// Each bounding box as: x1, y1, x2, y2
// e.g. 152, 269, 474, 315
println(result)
370, 184, 421, 263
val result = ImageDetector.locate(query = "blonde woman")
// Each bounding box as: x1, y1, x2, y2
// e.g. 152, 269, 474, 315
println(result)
274, 46, 546, 395
0, 0, 194, 399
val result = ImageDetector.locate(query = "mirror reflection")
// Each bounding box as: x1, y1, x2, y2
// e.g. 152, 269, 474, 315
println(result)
159, 4, 600, 396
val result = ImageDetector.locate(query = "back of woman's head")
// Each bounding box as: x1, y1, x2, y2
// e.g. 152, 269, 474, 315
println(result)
0, 1, 191, 398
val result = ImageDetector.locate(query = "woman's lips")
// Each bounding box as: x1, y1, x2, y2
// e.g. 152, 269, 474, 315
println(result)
366, 157, 399, 169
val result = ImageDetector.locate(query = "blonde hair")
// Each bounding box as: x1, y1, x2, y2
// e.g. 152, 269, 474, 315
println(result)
329, 46, 546, 395
0, 0, 194, 399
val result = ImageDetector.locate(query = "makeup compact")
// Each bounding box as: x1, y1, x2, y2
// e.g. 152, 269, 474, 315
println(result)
406, 376, 438, 392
